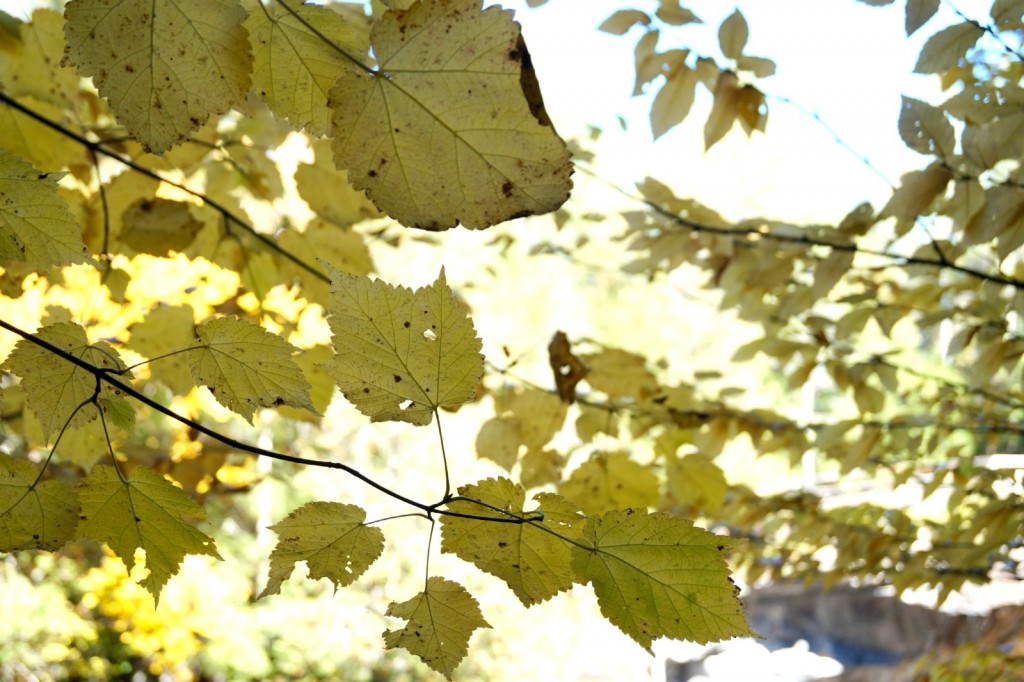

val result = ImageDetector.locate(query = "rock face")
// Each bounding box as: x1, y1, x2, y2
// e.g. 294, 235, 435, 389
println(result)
666, 581, 1024, 682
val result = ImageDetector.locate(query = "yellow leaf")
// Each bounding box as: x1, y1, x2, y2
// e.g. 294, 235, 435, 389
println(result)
63, 0, 252, 153
651, 62, 699, 139
494, 387, 567, 453
880, 162, 952, 221
295, 139, 382, 229
559, 452, 660, 515
571, 509, 756, 651
0, 9, 82, 109
598, 9, 650, 35
475, 416, 522, 471
0, 95, 86, 173
278, 220, 373, 308
323, 266, 483, 425
632, 29, 662, 96
656, 1, 701, 26
581, 347, 659, 399
128, 304, 197, 396
76, 464, 221, 601
3, 322, 132, 442
441, 477, 583, 605
913, 22, 984, 74
246, 0, 370, 136
328, 0, 573, 230
704, 70, 740, 150
259, 501, 384, 598
718, 9, 748, 60
120, 198, 204, 257
189, 316, 316, 423
667, 452, 727, 514
898, 96, 955, 158
383, 577, 490, 679
0, 148, 90, 271
518, 448, 566, 489
0, 453, 79, 551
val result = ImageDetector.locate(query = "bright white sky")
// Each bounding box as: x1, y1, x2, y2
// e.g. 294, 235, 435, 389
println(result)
499, 0, 994, 223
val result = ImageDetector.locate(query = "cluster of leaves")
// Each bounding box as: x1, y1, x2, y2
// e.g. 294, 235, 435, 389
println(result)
0, 0, 757, 677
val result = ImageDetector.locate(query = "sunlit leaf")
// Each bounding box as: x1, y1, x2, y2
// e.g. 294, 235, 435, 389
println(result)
189, 316, 316, 423
0, 9, 81, 108
323, 265, 483, 425
880, 162, 952, 221
3, 322, 132, 442
905, 0, 939, 35
128, 304, 197, 396
898, 96, 954, 158
559, 452, 660, 514
76, 464, 221, 600
571, 509, 756, 651
329, 0, 573, 229
63, 0, 252, 153
441, 477, 583, 605
120, 198, 204, 256
382, 577, 490, 679
651, 63, 699, 139
245, 0, 369, 136
0, 148, 89, 271
704, 70, 740, 150
0, 453, 79, 551
717, 9, 748, 60
913, 22, 984, 74
598, 9, 650, 35
259, 501, 384, 598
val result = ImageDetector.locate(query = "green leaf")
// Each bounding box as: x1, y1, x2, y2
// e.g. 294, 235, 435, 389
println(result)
382, 577, 490, 679
328, 0, 573, 230
76, 465, 220, 601
189, 316, 316, 423
559, 452, 660, 515
0, 453, 79, 551
259, 501, 385, 598
63, 0, 252, 153
3, 322, 132, 442
0, 148, 89, 270
913, 21, 984, 74
441, 477, 583, 605
323, 266, 483, 425
245, 0, 370, 136
571, 509, 756, 651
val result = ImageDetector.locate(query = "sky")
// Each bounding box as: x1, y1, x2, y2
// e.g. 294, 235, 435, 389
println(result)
497, 0, 995, 223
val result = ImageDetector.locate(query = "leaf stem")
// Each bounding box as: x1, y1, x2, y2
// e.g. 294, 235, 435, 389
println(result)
0, 90, 329, 284
0, 318, 531, 525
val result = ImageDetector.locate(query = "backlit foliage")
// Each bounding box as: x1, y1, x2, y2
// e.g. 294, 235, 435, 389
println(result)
1, 0, 1023, 678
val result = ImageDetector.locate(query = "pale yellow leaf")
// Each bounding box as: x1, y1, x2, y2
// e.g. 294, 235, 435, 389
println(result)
63, 0, 252, 153
383, 577, 490, 679
3, 322, 132, 442
295, 139, 382, 228
128, 304, 197, 396
580, 347, 659, 400
245, 0, 370, 136
880, 163, 952, 220
559, 452, 660, 515
735, 55, 776, 78
76, 464, 220, 600
278, 219, 373, 307
260, 501, 384, 597
323, 266, 483, 425
189, 316, 315, 423
598, 9, 650, 35
704, 70, 740, 150
0, 96, 87, 173
656, 1, 701, 25
0, 9, 81, 108
329, 0, 573, 230
651, 64, 699, 139
667, 452, 727, 514
0, 453, 79, 551
632, 30, 662, 96
0, 148, 89, 271
913, 22, 984, 74
898, 96, 954, 158
475, 416, 522, 471
718, 9, 748, 60
121, 198, 204, 256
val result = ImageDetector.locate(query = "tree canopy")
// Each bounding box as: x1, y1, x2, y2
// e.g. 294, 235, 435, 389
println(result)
1, 0, 1023, 679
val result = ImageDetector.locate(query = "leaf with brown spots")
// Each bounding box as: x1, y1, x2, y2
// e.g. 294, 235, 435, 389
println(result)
329, 0, 573, 230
